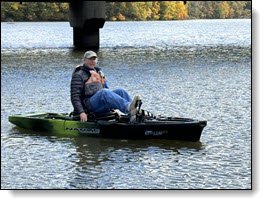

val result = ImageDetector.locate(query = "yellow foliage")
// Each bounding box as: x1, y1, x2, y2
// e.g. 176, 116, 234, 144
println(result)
177, 1, 188, 19
117, 13, 126, 21
220, 1, 232, 18
162, 1, 188, 20
10, 3, 21, 11
60, 3, 69, 10
51, 3, 59, 13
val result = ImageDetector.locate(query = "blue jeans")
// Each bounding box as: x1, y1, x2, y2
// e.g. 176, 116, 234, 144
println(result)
84, 88, 132, 114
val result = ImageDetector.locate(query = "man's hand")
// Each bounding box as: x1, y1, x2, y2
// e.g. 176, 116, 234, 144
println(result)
85, 71, 102, 84
80, 112, 87, 122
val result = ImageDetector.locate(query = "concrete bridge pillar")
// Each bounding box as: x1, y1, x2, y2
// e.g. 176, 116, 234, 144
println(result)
69, 1, 105, 49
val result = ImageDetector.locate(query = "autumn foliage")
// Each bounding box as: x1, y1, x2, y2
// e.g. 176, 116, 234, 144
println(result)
1, 1, 251, 22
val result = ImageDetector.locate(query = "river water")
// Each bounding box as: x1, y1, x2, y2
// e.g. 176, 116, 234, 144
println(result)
1, 19, 251, 189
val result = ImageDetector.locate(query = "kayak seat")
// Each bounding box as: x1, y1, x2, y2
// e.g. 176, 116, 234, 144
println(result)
87, 111, 118, 121
69, 110, 125, 121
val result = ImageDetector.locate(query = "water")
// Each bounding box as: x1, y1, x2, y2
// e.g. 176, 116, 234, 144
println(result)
1, 20, 251, 189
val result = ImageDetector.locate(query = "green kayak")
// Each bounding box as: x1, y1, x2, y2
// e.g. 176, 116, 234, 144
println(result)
8, 110, 207, 142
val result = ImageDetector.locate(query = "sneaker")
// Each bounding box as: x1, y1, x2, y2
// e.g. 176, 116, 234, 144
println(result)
129, 95, 141, 122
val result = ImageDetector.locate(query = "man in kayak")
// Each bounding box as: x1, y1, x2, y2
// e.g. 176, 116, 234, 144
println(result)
70, 50, 140, 122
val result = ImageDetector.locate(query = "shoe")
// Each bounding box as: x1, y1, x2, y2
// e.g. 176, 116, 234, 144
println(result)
129, 95, 141, 122
113, 109, 125, 117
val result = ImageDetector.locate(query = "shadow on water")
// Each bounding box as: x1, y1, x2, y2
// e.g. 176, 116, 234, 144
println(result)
10, 126, 203, 152
10, 125, 204, 170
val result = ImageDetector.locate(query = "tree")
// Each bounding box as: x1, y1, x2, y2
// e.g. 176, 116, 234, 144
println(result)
218, 1, 232, 18
150, 1, 160, 20
1, 1, 251, 22
175, 1, 188, 19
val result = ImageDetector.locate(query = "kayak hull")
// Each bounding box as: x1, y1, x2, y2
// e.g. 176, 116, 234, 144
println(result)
8, 112, 207, 142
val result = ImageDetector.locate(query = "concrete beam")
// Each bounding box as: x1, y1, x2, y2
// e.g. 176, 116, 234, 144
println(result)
69, 1, 105, 49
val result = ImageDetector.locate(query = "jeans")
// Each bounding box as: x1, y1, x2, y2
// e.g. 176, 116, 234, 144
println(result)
84, 88, 132, 114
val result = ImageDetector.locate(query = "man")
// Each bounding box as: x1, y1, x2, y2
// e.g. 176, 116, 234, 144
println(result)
70, 50, 140, 122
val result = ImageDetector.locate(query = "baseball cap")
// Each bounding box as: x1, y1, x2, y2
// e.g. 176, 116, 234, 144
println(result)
84, 51, 97, 59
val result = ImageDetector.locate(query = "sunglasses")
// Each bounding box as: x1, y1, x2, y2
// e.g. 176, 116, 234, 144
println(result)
87, 57, 97, 60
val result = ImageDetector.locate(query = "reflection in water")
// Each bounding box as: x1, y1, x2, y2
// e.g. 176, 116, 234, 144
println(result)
70, 137, 203, 189
9, 126, 203, 189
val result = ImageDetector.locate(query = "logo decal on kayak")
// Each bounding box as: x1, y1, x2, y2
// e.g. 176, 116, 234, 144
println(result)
145, 130, 168, 136
65, 127, 100, 134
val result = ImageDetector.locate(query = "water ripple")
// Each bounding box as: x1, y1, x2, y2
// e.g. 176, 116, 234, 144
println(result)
1, 20, 251, 189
